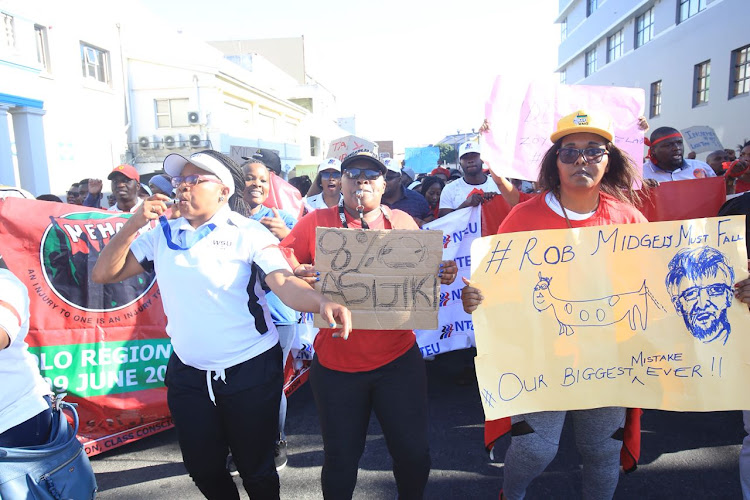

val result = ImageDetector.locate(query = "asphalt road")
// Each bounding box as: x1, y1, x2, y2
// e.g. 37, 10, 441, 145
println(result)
90, 349, 745, 499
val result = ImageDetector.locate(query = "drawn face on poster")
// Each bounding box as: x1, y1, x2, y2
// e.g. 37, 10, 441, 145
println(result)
665, 247, 734, 345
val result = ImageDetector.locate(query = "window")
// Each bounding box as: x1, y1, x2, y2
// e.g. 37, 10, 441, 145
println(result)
310, 136, 320, 157
1, 13, 14, 50
585, 49, 597, 77
34, 25, 50, 71
731, 45, 750, 97
587, 0, 598, 17
560, 18, 567, 42
607, 30, 624, 63
635, 8, 654, 48
560, 69, 567, 85
80, 42, 110, 84
679, 0, 706, 22
258, 110, 276, 138
283, 120, 298, 144
155, 98, 190, 128
693, 60, 710, 106
650, 81, 662, 118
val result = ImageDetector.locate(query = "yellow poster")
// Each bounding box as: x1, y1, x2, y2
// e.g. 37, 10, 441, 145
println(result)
470, 216, 750, 420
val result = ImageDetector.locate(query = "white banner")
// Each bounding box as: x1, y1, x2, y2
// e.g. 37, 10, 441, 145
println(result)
415, 206, 481, 357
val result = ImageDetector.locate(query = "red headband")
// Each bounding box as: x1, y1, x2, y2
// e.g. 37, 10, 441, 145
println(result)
649, 132, 682, 146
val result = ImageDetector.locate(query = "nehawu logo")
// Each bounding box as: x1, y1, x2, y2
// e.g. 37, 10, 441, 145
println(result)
40, 212, 156, 312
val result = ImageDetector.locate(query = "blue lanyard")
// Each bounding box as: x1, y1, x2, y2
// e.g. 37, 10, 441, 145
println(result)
159, 216, 216, 250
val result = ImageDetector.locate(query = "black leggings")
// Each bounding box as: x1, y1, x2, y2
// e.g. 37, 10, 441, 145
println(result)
165, 344, 282, 500
309, 343, 431, 500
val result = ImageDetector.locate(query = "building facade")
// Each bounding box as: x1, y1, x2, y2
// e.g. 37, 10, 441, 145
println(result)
208, 37, 353, 172
556, 0, 750, 153
0, 1, 128, 194
0, 1, 350, 196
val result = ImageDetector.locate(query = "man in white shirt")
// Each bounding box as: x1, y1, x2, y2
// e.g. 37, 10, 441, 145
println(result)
642, 127, 715, 182
438, 142, 498, 217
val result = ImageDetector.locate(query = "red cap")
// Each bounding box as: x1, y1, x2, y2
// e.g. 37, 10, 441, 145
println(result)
107, 164, 140, 182
431, 167, 451, 177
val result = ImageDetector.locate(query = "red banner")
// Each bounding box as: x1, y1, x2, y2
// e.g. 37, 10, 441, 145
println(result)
0, 198, 309, 456
636, 176, 727, 222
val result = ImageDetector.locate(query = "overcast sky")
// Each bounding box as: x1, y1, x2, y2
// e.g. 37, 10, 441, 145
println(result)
140, 0, 559, 147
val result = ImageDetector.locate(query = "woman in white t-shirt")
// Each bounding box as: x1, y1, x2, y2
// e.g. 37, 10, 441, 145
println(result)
93, 150, 351, 500
0, 268, 53, 447
303, 158, 343, 212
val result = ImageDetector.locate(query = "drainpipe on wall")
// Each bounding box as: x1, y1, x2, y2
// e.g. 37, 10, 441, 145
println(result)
116, 23, 133, 164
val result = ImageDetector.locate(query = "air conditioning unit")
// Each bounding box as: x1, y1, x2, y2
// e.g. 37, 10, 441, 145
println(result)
163, 135, 178, 149
138, 135, 160, 149
188, 134, 204, 148
187, 111, 200, 124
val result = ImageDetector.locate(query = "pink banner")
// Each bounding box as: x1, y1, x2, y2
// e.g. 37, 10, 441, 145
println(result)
482, 77, 646, 182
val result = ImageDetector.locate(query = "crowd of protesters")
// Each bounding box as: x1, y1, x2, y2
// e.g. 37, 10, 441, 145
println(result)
2, 111, 750, 500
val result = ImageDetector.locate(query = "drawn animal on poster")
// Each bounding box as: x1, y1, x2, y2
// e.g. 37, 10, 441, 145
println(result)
665, 247, 734, 345
532, 272, 666, 336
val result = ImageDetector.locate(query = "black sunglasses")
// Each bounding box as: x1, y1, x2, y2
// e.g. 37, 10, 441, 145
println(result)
343, 168, 382, 181
320, 171, 342, 181
557, 147, 608, 164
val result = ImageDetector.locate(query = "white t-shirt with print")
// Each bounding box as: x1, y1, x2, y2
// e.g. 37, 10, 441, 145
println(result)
439, 175, 500, 210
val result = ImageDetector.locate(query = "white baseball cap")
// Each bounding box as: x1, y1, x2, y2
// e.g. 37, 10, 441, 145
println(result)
459, 142, 481, 158
383, 158, 401, 174
163, 152, 235, 196
317, 158, 342, 173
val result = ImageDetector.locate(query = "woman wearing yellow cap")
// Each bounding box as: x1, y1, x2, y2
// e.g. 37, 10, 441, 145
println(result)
463, 110, 647, 499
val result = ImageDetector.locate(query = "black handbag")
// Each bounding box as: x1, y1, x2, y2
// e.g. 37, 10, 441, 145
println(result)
0, 399, 97, 499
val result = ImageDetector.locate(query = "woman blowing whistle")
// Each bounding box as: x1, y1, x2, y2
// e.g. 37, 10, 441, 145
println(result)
93, 150, 350, 500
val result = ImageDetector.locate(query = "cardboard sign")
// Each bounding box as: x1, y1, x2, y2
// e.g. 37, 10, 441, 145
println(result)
470, 216, 750, 420
314, 227, 443, 330
482, 77, 645, 182
327, 135, 377, 162
681, 125, 724, 153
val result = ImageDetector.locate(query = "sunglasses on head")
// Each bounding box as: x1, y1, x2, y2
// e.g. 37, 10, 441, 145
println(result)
557, 147, 608, 164
343, 168, 382, 181
171, 174, 222, 188
320, 171, 342, 181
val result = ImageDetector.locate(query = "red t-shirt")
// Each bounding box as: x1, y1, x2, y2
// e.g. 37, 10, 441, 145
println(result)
481, 191, 534, 236
735, 179, 750, 194
280, 206, 420, 372
498, 191, 647, 234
